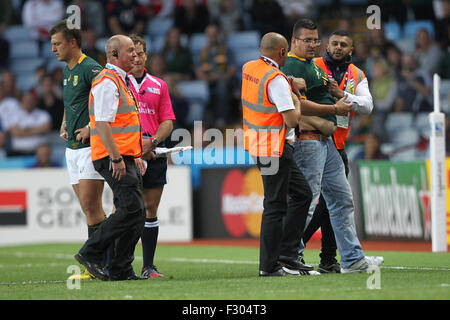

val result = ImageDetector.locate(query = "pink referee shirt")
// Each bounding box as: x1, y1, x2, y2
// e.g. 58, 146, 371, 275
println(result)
128, 71, 176, 136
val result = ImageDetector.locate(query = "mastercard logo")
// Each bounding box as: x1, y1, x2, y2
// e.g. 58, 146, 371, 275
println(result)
221, 168, 264, 238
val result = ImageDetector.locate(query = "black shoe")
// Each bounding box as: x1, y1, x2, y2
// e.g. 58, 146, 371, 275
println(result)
109, 272, 148, 281
318, 262, 341, 274
279, 255, 314, 271
74, 253, 109, 281
259, 268, 291, 277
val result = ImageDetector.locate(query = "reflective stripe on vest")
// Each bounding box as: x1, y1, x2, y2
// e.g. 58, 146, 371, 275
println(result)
242, 59, 288, 158
89, 69, 142, 161
314, 57, 365, 150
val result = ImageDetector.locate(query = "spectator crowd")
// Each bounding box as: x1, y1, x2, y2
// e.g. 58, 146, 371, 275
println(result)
0, 0, 449, 165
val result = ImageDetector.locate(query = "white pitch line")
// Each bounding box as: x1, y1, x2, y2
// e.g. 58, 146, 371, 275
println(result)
3, 252, 450, 272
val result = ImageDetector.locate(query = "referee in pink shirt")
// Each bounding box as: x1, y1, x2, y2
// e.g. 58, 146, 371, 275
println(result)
128, 34, 176, 278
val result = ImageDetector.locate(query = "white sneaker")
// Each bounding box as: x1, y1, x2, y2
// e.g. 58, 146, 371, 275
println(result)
340, 256, 384, 274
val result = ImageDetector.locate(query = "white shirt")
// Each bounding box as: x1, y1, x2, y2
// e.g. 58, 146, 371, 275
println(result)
345, 77, 373, 115
262, 56, 296, 141
0, 97, 21, 130
91, 63, 127, 122
22, 0, 64, 39
11, 108, 50, 152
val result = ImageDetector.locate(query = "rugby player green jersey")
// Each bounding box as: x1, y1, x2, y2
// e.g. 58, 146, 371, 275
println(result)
281, 53, 336, 124
62, 54, 103, 149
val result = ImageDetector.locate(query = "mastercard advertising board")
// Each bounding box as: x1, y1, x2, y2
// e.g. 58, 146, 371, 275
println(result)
198, 166, 264, 238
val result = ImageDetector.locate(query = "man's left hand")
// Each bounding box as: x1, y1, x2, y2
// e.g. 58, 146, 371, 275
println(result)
75, 126, 90, 144
327, 79, 345, 99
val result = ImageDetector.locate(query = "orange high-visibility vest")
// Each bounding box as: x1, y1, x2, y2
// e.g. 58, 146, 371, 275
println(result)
242, 59, 289, 158
314, 57, 366, 150
88, 68, 142, 161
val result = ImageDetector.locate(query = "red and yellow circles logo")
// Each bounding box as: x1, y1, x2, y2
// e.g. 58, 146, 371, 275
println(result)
221, 168, 264, 238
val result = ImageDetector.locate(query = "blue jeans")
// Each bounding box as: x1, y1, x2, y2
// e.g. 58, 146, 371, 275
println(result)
293, 138, 364, 268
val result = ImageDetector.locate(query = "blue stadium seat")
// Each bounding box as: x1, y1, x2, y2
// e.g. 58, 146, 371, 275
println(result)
403, 20, 435, 39
384, 21, 402, 42
16, 74, 37, 92
10, 57, 46, 76
9, 40, 39, 59
234, 48, 260, 69
4, 25, 32, 42
226, 31, 260, 51
439, 79, 450, 113
147, 18, 173, 38
149, 35, 165, 54
177, 80, 209, 122
415, 112, 430, 138
46, 57, 65, 72
95, 37, 108, 53
385, 112, 414, 140
41, 41, 53, 58
189, 33, 206, 55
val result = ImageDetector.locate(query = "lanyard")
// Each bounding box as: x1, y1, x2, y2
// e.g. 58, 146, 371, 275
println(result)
260, 56, 278, 68
322, 62, 354, 93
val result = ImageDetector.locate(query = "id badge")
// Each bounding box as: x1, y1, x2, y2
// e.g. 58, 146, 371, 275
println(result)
336, 114, 349, 129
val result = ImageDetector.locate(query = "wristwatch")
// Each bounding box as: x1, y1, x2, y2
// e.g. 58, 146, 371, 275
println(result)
151, 137, 159, 146
111, 157, 123, 163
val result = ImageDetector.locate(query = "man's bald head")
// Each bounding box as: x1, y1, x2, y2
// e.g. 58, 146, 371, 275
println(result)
105, 35, 137, 72
105, 35, 131, 59
260, 33, 289, 66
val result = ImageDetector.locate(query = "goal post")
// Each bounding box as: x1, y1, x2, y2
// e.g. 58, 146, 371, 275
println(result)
429, 73, 447, 252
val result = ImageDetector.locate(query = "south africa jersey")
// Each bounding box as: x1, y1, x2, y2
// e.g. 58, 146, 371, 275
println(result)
281, 53, 336, 124
63, 54, 102, 149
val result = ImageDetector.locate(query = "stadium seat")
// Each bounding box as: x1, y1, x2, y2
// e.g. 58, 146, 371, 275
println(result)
385, 112, 414, 139
40, 41, 53, 58
396, 38, 415, 53
189, 33, 206, 56
4, 25, 32, 42
390, 127, 420, 148
384, 21, 402, 42
148, 35, 165, 54
177, 80, 209, 122
439, 79, 450, 113
95, 37, 108, 53
10, 57, 46, 76
9, 40, 39, 59
16, 74, 37, 92
234, 48, 260, 69
415, 112, 431, 138
147, 18, 173, 38
46, 57, 65, 72
226, 31, 260, 51
403, 20, 435, 39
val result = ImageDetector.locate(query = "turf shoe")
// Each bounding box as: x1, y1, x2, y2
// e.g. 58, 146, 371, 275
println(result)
141, 265, 164, 278
68, 268, 95, 280
278, 255, 314, 271
340, 256, 384, 274
74, 253, 109, 281
317, 262, 341, 274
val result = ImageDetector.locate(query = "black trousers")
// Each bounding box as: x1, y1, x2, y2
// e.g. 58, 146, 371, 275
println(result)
255, 142, 312, 273
302, 148, 349, 264
78, 156, 146, 277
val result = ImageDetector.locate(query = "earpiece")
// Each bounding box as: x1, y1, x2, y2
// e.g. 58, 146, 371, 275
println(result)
112, 50, 118, 58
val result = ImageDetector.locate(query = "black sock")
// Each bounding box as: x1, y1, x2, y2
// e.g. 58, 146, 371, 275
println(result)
141, 218, 159, 268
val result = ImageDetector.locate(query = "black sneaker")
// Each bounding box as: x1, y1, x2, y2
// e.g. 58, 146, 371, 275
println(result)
279, 255, 314, 271
317, 262, 341, 274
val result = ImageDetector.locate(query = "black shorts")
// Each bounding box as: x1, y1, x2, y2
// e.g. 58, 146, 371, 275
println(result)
142, 157, 168, 189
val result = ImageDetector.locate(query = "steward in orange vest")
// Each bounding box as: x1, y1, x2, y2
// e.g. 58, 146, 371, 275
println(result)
241, 33, 313, 277
89, 68, 142, 161
242, 58, 290, 158
314, 57, 366, 150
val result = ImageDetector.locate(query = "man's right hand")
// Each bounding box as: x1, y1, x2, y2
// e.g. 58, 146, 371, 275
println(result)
334, 95, 352, 116
60, 122, 68, 141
